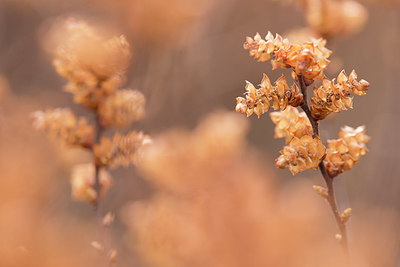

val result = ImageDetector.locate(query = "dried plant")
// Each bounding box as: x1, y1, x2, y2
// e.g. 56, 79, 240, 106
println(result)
235, 32, 371, 254
122, 111, 345, 266
31, 18, 150, 265
282, 0, 368, 40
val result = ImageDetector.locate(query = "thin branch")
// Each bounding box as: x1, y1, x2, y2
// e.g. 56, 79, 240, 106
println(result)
297, 74, 349, 255
93, 114, 112, 266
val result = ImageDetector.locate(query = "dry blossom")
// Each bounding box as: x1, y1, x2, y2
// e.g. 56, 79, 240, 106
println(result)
305, 0, 368, 38
32, 18, 150, 264
32, 19, 150, 204
235, 31, 370, 251
324, 126, 370, 177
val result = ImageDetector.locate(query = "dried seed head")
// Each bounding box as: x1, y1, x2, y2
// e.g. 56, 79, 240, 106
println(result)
53, 19, 131, 109
31, 108, 94, 148
270, 106, 312, 143
94, 131, 151, 168
235, 75, 303, 118
324, 126, 369, 177
306, 0, 368, 38
275, 135, 326, 175
244, 32, 331, 85
310, 70, 370, 120
99, 89, 146, 128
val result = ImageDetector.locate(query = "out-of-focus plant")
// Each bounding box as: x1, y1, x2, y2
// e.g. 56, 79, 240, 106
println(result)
31, 18, 150, 265
122, 111, 350, 266
284, 0, 368, 41
235, 32, 370, 254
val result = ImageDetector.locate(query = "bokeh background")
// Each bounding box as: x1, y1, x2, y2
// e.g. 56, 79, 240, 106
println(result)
0, 0, 399, 266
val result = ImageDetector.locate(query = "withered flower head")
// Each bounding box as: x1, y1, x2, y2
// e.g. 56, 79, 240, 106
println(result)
275, 135, 326, 175
243, 32, 331, 85
94, 131, 151, 168
310, 70, 370, 120
270, 106, 313, 143
53, 18, 131, 109
235, 74, 303, 118
31, 108, 94, 148
324, 125, 369, 177
99, 89, 146, 128
70, 163, 112, 204
305, 0, 368, 38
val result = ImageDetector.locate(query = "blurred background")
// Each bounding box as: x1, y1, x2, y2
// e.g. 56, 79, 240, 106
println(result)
0, 0, 399, 266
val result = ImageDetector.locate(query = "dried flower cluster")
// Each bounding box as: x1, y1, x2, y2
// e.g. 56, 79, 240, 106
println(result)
236, 30, 371, 249
32, 19, 151, 265
53, 19, 131, 110
276, 135, 326, 175
98, 89, 146, 128
305, 0, 368, 38
311, 70, 370, 120
237, 32, 369, 176
32, 108, 94, 148
324, 126, 370, 177
94, 131, 151, 168
235, 75, 303, 118
243, 32, 331, 85
270, 106, 313, 143
33, 19, 149, 205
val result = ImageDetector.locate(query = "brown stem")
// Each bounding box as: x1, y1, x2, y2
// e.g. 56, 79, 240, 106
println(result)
297, 74, 349, 255
93, 114, 112, 266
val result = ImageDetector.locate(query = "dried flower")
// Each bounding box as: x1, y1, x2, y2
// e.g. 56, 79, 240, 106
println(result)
99, 89, 145, 128
70, 163, 112, 204
94, 131, 151, 168
276, 135, 326, 175
305, 0, 368, 38
324, 126, 370, 177
235, 74, 303, 118
310, 70, 370, 120
270, 106, 313, 143
244, 32, 331, 85
32, 108, 94, 148
53, 19, 131, 109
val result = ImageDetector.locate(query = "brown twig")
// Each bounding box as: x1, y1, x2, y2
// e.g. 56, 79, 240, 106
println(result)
93, 114, 113, 266
297, 74, 349, 255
